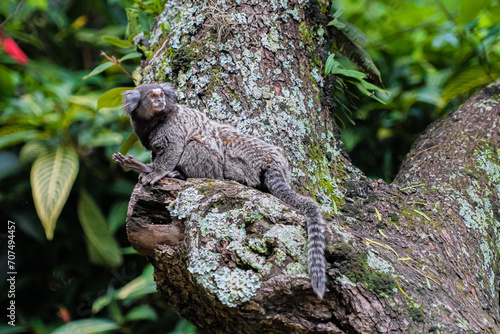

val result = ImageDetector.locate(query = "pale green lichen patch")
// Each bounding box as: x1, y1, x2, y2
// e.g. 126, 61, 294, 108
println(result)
169, 187, 205, 219
266, 224, 307, 262
454, 147, 500, 296
167, 181, 311, 307
213, 267, 261, 307
476, 146, 500, 194
261, 26, 284, 52
366, 251, 395, 273
286, 262, 308, 275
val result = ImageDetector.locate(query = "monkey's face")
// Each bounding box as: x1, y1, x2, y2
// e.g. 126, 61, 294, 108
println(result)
122, 83, 177, 119
147, 88, 166, 112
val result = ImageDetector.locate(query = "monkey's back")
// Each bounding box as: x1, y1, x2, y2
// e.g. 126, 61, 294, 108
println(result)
175, 106, 291, 189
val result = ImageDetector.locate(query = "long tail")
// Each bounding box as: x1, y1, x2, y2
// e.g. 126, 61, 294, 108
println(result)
265, 167, 326, 299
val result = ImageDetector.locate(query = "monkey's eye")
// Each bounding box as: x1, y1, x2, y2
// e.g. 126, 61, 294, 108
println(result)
148, 91, 165, 99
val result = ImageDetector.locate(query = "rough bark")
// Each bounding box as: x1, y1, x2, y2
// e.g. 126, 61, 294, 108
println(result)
125, 0, 500, 333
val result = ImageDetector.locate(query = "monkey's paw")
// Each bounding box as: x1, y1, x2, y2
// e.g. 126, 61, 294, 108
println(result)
139, 171, 166, 185
139, 170, 184, 185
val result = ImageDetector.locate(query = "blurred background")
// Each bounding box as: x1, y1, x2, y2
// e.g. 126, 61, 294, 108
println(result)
0, 0, 498, 333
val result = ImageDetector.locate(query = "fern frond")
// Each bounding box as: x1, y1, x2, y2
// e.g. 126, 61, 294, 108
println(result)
338, 19, 370, 46
334, 31, 383, 87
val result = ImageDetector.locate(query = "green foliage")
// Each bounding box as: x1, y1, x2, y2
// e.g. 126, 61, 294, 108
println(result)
93, 265, 157, 313
83, 62, 115, 80
442, 65, 500, 104
120, 132, 140, 154
125, 0, 167, 37
49, 264, 188, 333
325, 53, 387, 104
1, 0, 495, 332
329, 9, 383, 86
78, 189, 123, 268
102, 36, 134, 48
333, 0, 500, 180
52, 319, 120, 334
325, 8, 387, 126
170, 319, 199, 334
97, 87, 134, 110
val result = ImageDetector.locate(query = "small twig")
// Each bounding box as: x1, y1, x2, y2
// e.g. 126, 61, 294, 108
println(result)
100, 51, 133, 80
364, 238, 399, 258
0, 0, 25, 30
399, 183, 426, 191
413, 145, 439, 158
403, 262, 441, 286
413, 209, 434, 227
398, 284, 411, 300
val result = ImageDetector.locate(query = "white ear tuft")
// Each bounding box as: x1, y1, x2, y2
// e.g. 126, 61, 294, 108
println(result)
122, 89, 141, 114
159, 83, 176, 103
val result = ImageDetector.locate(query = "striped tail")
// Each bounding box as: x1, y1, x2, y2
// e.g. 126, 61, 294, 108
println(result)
265, 167, 326, 299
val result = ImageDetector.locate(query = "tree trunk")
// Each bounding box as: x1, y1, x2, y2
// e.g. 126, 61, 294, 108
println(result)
127, 0, 500, 332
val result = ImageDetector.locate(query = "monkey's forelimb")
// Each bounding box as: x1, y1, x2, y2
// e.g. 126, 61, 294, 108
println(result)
113, 153, 153, 173
113, 152, 185, 181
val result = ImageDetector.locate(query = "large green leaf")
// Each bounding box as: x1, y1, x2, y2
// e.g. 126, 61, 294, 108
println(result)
120, 52, 142, 61
101, 36, 133, 48
116, 275, 157, 300
330, 68, 367, 79
457, 0, 490, 24
125, 305, 158, 322
0, 125, 41, 150
52, 319, 119, 334
97, 87, 133, 110
442, 66, 500, 103
92, 265, 155, 314
78, 189, 123, 268
351, 80, 387, 104
120, 132, 139, 154
19, 141, 48, 163
83, 62, 114, 80
116, 264, 156, 300
31, 146, 79, 240
325, 53, 339, 75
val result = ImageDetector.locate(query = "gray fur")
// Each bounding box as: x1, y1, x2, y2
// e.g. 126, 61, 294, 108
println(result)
116, 83, 326, 299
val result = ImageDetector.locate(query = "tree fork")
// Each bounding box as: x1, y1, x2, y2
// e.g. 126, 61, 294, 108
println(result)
126, 0, 500, 332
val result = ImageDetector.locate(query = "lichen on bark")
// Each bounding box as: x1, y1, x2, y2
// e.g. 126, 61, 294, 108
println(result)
166, 179, 309, 308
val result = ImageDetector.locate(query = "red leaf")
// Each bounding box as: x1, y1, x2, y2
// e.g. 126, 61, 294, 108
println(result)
1, 36, 29, 66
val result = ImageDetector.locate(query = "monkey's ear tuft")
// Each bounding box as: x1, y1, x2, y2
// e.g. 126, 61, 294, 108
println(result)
122, 89, 141, 114
159, 82, 176, 103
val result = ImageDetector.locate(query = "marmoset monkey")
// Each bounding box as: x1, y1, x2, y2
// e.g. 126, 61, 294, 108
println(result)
113, 83, 326, 299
